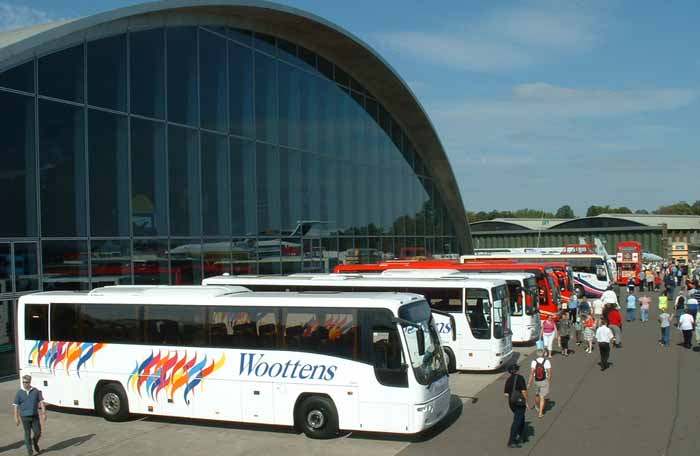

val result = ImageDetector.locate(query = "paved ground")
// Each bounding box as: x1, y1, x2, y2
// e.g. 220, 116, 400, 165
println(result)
2, 290, 698, 455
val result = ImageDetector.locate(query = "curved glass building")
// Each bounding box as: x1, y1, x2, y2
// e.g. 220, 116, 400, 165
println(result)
0, 1, 471, 373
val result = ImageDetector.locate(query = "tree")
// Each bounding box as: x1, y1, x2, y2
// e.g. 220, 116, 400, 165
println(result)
634, 209, 649, 214
555, 205, 574, 218
586, 205, 633, 217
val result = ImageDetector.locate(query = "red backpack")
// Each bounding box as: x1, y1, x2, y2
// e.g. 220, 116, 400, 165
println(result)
534, 359, 547, 381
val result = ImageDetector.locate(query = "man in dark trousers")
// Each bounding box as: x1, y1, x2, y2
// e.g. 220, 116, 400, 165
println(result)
503, 364, 529, 448
12, 375, 46, 456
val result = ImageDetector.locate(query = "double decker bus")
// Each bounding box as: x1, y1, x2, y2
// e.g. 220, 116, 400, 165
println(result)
204, 274, 513, 372
462, 253, 613, 299
18, 286, 450, 438
616, 241, 643, 286
335, 260, 561, 321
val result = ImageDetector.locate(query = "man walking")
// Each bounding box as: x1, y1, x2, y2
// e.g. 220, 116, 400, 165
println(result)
595, 319, 615, 370
678, 309, 694, 349
528, 350, 551, 419
626, 292, 637, 322
504, 364, 528, 448
12, 374, 46, 456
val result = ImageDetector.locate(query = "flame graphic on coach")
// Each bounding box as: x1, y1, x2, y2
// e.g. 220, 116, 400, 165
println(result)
128, 351, 225, 405
28, 340, 104, 377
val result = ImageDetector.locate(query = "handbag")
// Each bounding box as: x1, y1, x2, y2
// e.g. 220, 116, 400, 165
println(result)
535, 339, 544, 350
509, 375, 527, 407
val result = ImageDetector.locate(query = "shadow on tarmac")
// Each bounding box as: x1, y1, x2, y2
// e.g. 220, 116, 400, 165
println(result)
0, 440, 24, 453
42, 434, 95, 453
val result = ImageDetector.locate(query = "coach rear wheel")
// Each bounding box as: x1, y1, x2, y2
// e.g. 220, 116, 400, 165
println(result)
96, 383, 130, 422
295, 396, 339, 439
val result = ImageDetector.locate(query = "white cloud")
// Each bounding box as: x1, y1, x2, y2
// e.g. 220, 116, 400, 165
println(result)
373, 1, 601, 72
0, 2, 53, 32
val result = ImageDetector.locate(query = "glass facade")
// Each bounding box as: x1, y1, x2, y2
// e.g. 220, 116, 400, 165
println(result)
0, 24, 462, 374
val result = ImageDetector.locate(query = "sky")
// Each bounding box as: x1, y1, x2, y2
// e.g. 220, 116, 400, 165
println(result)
1, 0, 699, 216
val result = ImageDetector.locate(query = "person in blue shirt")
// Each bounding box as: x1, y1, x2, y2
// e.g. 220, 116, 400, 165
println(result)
626, 292, 637, 322
12, 375, 46, 456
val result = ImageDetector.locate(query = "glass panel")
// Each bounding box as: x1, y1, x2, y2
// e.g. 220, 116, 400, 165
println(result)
167, 27, 198, 126
202, 239, 231, 278
130, 28, 165, 119
14, 243, 39, 292
300, 72, 317, 152
0, 91, 36, 237
91, 240, 131, 286
298, 47, 317, 72
254, 33, 276, 56
39, 44, 84, 102
255, 52, 277, 142
88, 34, 127, 111
168, 126, 201, 236
131, 118, 167, 236
228, 27, 252, 46
199, 29, 227, 132
230, 137, 256, 236
232, 238, 257, 275
89, 109, 129, 236
256, 143, 280, 235
334, 66, 350, 87
317, 79, 335, 156
24, 304, 47, 341
144, 304, 206, 346
0, 300, 15, 375
317, 55, 333, 80
42, 240, 89, 291
367, 166, 381, 235
302, 153, 320, 222
277, 38, 298, 66
0, 245, 9, 292
278, 62, 301, 148
39, 100, 86, 237
202, 132, 230, 236
229, 42, 254, 138
280, 148, 303, 233
169, 239, 202, 285
133, 239, 168, 284
0, 60, 34, 92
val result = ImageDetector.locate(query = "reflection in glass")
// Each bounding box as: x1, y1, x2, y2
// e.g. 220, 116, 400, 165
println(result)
39, 44, 84, 102
0, 60, 34, 93
231, 238, 257, 275
89, 109, 129, 237
169, 239, 202, 285
133, 239, 168, 285
0, 91, 36, 237
131, 118, 167, 236
199, 30, 227, 132
88, 34, 127, 111
302, 153, 320, 222
229, 42, 254, 138
0, 244, 9, 284
202, 132, 230, 236
91, 240, 131, 286
168, 27, 198, 126
168, 126, 201, 236
202, 239, 231, 278
131, 28, 165, 119
280, 148, 303, 233
42, 240, 88, 291
278, 63, 301, 148
255, 52, 277, 142
39, 100, 86, 237
230, 138, 256, 236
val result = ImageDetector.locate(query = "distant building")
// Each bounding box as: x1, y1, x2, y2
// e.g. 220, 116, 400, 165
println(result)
471, 214, 700, 260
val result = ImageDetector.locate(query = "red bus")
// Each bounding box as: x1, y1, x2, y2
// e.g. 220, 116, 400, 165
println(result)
616, 241, 643, 286
334, 260, 562, 319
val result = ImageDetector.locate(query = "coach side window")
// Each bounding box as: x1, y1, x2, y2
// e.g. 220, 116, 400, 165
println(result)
25, 304, 48, 340
282, 307, 358, 361
208, 306, 279, 349
144, 305, 207, 346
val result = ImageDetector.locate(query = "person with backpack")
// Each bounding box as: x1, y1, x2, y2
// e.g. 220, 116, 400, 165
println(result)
528, 350, 551, 418
504, 364, 529, 448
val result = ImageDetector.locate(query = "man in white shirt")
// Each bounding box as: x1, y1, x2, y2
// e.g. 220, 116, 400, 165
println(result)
678, 310, 695, 349
595, 320, 615, 371
527, 350, 551, 418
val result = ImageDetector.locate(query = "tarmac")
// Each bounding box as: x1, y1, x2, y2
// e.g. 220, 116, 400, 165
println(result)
1, 289, 698, 455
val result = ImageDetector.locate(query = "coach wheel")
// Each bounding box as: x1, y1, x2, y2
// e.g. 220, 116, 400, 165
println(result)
295, 396, 339, 439
444, 347, 457, 373
96, 383, 130, 422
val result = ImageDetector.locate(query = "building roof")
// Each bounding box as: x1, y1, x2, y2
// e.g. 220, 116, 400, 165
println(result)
0, 0, 471, 252
470, 218, 570, 232
596, 214, 700, 231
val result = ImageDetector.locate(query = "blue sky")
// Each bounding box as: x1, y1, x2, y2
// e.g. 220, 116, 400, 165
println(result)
2, 0, 698, 216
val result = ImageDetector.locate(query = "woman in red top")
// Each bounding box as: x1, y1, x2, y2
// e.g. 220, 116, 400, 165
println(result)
607, 305, 623, 348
